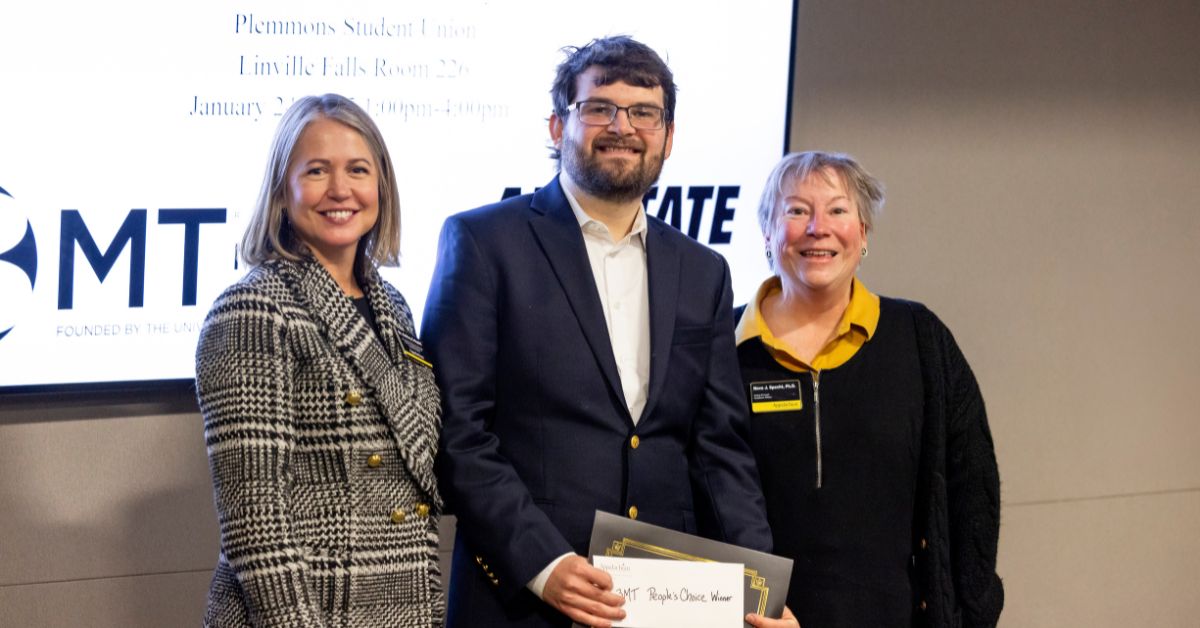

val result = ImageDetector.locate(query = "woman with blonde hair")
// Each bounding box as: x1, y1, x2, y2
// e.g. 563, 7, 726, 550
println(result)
196, 93, 443, 627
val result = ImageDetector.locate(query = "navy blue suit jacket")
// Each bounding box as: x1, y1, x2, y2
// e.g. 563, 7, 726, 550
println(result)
422, 177, 772, 627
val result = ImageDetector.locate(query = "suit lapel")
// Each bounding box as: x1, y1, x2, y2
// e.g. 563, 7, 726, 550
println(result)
527, 179, 630, 418
641, 219, 680, 421
278, 257, 442, 507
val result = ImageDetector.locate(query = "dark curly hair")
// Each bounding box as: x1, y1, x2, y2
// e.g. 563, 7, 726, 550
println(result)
549, 35, 676, 161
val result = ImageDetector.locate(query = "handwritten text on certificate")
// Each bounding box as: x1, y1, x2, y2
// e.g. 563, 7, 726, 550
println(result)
593, 556, 744, 627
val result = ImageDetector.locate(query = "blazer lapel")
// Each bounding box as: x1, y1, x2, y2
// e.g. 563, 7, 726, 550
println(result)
360, 269, 442, 508
640, 219, 680, 421
527, 179, 630, 418
282, 257, 381, 368
278, 257, 442, 507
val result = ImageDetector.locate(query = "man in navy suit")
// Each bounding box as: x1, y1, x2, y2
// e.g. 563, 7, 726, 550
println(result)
422, 36, 774, 627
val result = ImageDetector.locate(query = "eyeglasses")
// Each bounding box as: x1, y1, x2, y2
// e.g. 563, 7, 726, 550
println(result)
569, 100, 667, 130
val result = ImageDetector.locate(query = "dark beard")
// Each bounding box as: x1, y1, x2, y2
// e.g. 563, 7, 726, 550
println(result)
561, 136, 666, 204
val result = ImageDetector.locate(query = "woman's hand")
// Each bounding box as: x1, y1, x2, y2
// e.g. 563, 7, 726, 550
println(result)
745, 605, 800, 627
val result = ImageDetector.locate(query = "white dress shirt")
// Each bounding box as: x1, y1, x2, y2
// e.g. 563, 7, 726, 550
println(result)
567, 188, 651, 423
527, 181, 653, 598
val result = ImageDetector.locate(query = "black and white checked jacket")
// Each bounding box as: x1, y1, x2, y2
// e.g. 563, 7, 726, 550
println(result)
197, 256, 443, 627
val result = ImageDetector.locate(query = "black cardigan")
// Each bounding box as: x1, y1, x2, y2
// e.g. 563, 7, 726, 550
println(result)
907, 298, 1004, 628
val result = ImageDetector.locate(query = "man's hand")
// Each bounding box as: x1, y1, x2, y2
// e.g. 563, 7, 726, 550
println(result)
542, 555, 626, 627
745, 605, 800, 627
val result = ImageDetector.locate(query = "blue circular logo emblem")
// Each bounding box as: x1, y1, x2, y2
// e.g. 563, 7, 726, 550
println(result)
0, 185, 38, 341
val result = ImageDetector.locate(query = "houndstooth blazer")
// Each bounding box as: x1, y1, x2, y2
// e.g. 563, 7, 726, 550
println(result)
196, 255, 444, 628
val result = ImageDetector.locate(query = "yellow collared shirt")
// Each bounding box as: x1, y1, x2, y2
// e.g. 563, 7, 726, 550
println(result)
735, 276, 881, 372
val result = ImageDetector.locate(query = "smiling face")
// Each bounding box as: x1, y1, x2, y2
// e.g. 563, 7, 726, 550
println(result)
283, 116, 380, 274
767, 167, 867, 299
550, 66, 673, 203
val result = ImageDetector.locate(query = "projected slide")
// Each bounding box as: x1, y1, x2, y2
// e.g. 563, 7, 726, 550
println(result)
0, 1, 794, 391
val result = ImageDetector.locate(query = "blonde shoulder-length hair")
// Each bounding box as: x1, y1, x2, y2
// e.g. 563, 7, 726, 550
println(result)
240, 93, 401, 275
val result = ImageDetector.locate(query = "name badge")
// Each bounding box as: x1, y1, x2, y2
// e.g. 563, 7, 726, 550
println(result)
749, 380, 802, 413
399, 333, 433, 368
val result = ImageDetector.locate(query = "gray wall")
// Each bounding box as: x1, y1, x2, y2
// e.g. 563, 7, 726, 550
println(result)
3, 1, 1198, 625
788, 0, 1200, 625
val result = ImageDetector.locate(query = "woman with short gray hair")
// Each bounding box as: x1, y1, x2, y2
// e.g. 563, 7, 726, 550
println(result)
736, 151, 1003, 628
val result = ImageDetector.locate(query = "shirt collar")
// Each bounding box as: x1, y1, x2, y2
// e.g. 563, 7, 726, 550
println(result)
735, 275, 881, 348
562, 177, 648, 244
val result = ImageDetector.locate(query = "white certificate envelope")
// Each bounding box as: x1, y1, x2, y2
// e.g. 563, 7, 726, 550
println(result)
593, 556, 744, 628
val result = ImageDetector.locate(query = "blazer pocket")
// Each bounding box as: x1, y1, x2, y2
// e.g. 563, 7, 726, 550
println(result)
672, 324, 712, 346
